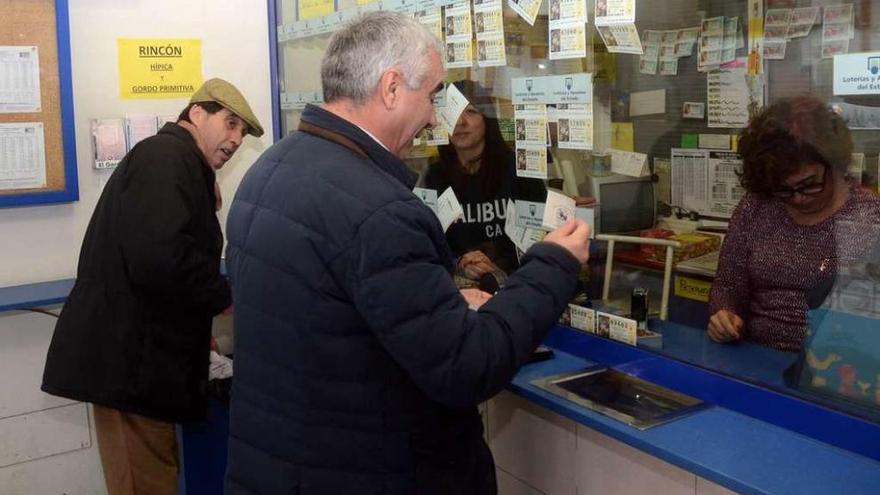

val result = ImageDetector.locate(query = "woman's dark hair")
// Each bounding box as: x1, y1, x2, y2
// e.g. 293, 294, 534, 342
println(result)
436, 81, 512, 197
737, 95, 852, 197
176, 101, 225, 124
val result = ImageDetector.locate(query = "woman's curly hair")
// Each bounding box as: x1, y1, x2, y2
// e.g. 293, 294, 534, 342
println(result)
737, 96, 852, 197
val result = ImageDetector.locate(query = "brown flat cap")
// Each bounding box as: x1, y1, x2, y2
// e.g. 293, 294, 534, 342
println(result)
190, 78, 264, 137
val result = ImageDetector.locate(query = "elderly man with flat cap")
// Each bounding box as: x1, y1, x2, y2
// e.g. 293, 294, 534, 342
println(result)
41, 78, 263, 495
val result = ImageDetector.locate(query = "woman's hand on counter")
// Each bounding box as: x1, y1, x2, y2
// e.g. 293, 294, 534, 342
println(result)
708, 309, 744, 343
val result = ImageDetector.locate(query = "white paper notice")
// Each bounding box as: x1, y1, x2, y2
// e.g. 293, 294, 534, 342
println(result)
504, 199, 528, 251
660, 60, 679, 76
698, 134, 731, 150
671, 148, 709, 215
707, 58, 750, 128
549, 22, 587, 61
549, 0, 587, 61
517, 227, 545, 252
788, 7, 819, 39
670, 148, 743, 220
698, 16, 725, 72
125, 115, 159, 149
542, 189, 576, 229
444, 1, 472, 37
0, 122, 46, 190
594, 0, 635, 25
445, 38, 474, 69
416, 7, 443, 40
423, 122, 449, 146
682, 101, 705, 119
413, 187, 439, 214
707, 151, 744, 217
507, 200, 546, 251
610, 149, 648, 177
440, 83, 470, 134
595, 311, 636, 342
421, 105, 450, 145
596, 24, 643, 54
833, 51, 880, 96
569, 305, 596, 332
515, 146, 548, 179
821, 3, 853, 59
474, 0, 506, 68
629, 88, 665, 116
514, 103, 549, 179
514, 200, 546, 229
508, 0, 541, 26
606, 312, 638, 345
436, 186, 464, 231
594, 0, 640, 54
514, 104, 548, 146
92, 118, 127, 169
557, 103, 593, 150
444, 2, 474, 68
0, 46, 41, 113
640, 39, 659, 75
476, 34, 506, 68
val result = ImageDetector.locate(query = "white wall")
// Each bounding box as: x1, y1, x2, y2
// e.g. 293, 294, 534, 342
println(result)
0, 0, 273, 287
0, 2, 271, 493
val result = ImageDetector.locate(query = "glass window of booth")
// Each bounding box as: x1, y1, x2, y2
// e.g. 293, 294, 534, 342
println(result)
274, 0, 880, 422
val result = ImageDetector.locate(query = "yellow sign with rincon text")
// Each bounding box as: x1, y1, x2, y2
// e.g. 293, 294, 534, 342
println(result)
674, 276, 712, 303
118, 39, 202, 99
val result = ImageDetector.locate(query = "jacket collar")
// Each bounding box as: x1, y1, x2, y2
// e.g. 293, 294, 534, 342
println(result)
299, 104, 418, 189
158, 122, 218, 202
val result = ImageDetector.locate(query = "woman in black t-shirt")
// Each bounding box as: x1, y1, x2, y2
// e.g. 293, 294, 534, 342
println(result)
424, 81, 546, 279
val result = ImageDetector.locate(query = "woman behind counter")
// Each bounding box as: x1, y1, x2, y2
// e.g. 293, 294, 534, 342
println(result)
709, 96, 880, 352
424, 80, 546, 279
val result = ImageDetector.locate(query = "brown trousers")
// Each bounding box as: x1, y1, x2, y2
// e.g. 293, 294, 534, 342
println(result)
93, 405, 179, 495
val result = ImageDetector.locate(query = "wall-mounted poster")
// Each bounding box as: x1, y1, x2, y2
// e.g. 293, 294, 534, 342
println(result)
117, 38, 203, 99
0, 46, 41, 113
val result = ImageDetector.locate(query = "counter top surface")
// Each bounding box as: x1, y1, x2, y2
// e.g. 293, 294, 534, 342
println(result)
0, 279, 73, 312
518, 326, 880, 495
5, 280, 879, 494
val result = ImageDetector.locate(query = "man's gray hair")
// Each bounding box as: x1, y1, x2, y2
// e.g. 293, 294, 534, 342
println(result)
321, 11, 443, 104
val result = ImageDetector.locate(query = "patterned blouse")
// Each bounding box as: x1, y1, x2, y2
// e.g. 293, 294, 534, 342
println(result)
709, 182, 880, 352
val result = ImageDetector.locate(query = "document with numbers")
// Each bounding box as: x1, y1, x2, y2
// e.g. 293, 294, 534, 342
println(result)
0, 122, 46, 190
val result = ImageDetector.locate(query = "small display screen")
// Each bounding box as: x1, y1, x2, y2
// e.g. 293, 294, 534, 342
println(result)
598, 181, 655, 233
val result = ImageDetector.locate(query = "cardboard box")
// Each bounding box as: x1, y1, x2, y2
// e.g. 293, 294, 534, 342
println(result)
652, 232, 720, 262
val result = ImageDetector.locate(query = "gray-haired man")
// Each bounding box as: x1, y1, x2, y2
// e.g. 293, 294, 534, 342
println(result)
225, 12, 589, 494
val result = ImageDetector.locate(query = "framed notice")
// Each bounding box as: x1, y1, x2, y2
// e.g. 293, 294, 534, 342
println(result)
0, 0, 79, 207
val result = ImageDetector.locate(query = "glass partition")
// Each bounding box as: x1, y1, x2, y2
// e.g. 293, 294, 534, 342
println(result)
272, 0, 880, 422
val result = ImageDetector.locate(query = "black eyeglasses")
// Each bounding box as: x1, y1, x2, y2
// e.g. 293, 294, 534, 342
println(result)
770, 165, 828, 199
771, 182, 826, 199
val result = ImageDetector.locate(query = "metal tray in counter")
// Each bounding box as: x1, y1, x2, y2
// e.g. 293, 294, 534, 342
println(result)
532, 367, 708, 430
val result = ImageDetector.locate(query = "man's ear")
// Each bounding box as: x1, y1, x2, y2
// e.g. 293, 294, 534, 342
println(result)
378, 69, 401, 109
188, 103, 205, 124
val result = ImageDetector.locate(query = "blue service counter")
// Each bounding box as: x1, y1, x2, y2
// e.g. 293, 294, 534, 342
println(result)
3, 280, 879, 494
522, 324, 880, 494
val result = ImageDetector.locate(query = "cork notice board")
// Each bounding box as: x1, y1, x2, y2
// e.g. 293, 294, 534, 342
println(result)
0, 0, 78, 207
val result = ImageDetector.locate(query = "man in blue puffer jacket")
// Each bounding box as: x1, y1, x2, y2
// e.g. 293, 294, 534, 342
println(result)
224, 11, 590, 495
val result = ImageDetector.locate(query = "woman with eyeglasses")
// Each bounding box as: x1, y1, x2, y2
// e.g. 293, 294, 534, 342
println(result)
708, 96, 880, 351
